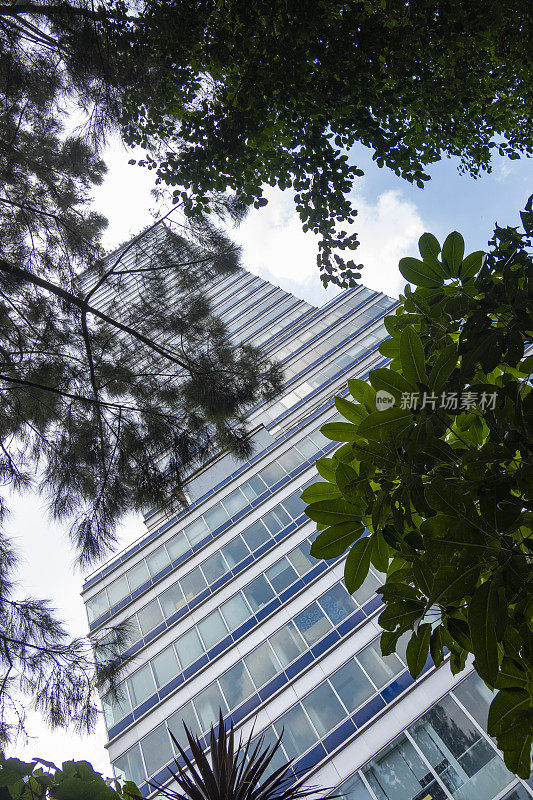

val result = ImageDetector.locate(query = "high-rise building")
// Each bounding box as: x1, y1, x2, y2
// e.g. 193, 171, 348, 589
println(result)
81, 229, 531, 800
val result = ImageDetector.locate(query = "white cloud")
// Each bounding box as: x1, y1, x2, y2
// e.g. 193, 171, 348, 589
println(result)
350, 189, 426, 298
234, 186, 320, 285
234, 186, 426, 301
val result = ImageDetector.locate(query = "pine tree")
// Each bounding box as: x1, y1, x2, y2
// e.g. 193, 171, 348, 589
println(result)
0, 10, 281, 743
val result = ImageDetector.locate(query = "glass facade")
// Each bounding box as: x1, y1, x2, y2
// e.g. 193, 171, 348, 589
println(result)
336, 672, 529, 800
83, 234, 529, 800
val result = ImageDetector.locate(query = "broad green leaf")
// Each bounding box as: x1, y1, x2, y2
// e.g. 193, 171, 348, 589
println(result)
378, 338, 400, 359
460, 250, 485, 280
372, 490, 391, 532
357, 407, 413, 441
310, 522, 364, 558
347, 378, 375, 412
500, 732, 532, 779
384, 315, 400, 335
399, 256, 443, 287
301, 482, 341, 503
344, 535, 374, 592
336, 462, 363, 499
305, 497, 364, 525
380, 629, 403, 656
371, 530, 389, 572
446, 617, 473, 652
406, 623, 432, 677
496, 658, 529, 690
400, 327, 427, 385
412, 559, 434, 597
442, 231, 465, 277
334, 396, 367, 424
430, 626, 446, 667
429, 562, 480, 605
468, 580, 499, 685
369, 367, 415, 402
487, 688, 531, 736
424, 477, 465, 517
321, 421, 361, 442
380, 582, 421, 602
428, 344, 457, 391
418, 232, 442, 266
351, 439, 397, 469
315, 457, 337, 483
378, 599, 424, 632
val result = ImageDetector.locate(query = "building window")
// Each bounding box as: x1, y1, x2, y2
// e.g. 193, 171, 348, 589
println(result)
137, 599, 164, 635
294, 602, 332, 646
302, 682, 345, 737
242, 575, 275, 613
244, 642, 279, 687
274, 706, 317, 761
140, 724, 173, 778
329, 659, 374, 713
127, 663, 156, 707
197, 609, 227, 649
151, 646, 179, 689
174, 627, 203, 669
219, 662, 254, 709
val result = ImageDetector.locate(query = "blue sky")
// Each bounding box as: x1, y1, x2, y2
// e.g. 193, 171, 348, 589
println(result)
348, 142, 533, 253
9, 137, 533, 772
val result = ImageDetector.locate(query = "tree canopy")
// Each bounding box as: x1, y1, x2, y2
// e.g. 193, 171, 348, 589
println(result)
303, 200, 533, 776
0, 8, 281, 744
0, 755, 141, 800
1, 1, 532, 286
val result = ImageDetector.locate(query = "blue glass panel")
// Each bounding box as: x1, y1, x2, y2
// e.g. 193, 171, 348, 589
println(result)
323, 718, 357, 754
352, 694, 386, 728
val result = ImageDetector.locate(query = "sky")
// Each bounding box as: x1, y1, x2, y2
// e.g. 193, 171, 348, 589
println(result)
6, 132, 533, 777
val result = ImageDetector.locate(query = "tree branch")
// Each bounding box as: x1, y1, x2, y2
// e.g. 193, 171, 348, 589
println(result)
0, 256, 194, 371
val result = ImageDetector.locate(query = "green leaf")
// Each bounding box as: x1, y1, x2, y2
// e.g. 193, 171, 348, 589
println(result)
468, 580, 500, 685
487, 688, 531, 736
305, 497, 364, 525
334, 396, 367, 424
399, 257, 443, 287
321, 421, 361, 442
351, 439, 397, 469
310, 522, 364, 558
418, 232, 442, 266
347, 378, 375, 412
315, 457, 337, 483
400, 327, 428, 385
501, 731, 533, 779
496, 658, 529, 690
301, 482, 341, 503
344, 535, 374, 592
442, 231, 465, 277
369, 367, 415, 402
446, 617, 473, 652
378, 599, 425, 632
378, 338, 400, 359
380, 629, 403, 656
335, 462, 364, 500
430, 626, 446, 667
460, 250, 485, 280
357, 407, 413, 441
428, 344, 457, 391
406, 623, 432, 677
371, 531, 389, 572
424, 477, 466, 517
380, 582, 421, 602
429, 561, 480, 605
